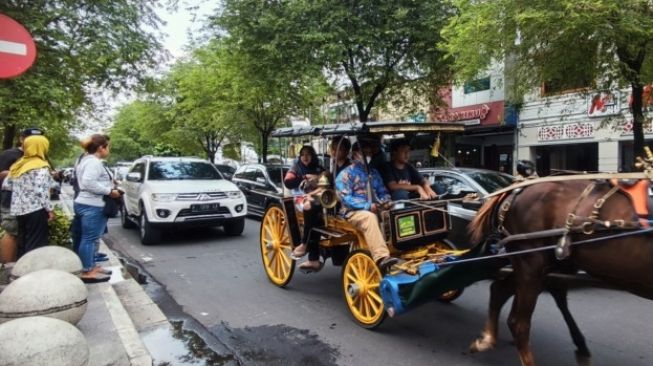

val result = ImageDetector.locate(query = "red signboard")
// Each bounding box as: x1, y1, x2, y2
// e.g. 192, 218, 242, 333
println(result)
0, 13, 37, 79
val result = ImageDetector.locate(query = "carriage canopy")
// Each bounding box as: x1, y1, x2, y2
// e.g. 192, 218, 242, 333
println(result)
271, 121, 465, 138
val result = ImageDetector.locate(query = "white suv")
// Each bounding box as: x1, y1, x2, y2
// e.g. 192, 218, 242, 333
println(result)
120, 156, 247, 244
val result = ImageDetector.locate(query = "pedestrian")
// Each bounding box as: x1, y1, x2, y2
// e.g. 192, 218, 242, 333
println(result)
0, 127, 44, 262
72, 134, 121, 283
2, 134, 55, 258
284, 145, 326, 273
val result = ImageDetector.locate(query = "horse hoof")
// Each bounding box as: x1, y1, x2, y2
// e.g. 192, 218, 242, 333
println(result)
575, 351, 591, 366
469, 338, 495, 353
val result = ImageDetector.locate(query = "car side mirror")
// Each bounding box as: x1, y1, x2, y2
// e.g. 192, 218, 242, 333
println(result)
126, 172, 142, 182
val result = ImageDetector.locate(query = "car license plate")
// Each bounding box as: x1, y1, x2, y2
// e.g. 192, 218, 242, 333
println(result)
190, 203, 220, 212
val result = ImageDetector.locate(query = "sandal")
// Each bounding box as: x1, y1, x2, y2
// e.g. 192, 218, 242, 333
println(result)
93, 266, 112, 275
298, 260, 324, 274
290, 244, 307, 260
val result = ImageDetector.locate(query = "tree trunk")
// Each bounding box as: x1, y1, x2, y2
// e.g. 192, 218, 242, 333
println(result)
261, 131, 269, 163
207, 151, 215, 163
3, 124, 16, 150
631, 83, 645, 166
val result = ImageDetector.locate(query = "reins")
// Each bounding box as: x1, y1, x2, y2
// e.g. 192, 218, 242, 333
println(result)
437, 226, 653, 268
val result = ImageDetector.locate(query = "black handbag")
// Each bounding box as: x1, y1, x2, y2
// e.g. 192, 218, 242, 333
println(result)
103, 195, 121, 218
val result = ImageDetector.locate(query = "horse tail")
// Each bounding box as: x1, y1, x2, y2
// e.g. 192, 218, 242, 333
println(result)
469, 194, 503, 244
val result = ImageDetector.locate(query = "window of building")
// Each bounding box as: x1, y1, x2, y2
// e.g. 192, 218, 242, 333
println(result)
464, 77, 491, 94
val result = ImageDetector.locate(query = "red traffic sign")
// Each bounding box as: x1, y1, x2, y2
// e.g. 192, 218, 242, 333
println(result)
0, 13, 37, 79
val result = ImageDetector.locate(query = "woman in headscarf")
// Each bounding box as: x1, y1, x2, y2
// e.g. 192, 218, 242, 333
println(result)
283, 145, 325, 273
2, 135, 54, 258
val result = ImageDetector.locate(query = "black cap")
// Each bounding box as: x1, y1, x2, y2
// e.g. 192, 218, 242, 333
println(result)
20, 127, 44, 138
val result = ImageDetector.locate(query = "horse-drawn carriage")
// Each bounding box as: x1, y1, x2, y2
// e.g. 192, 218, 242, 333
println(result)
258, 121, 653, 366
258, 121, 504, 328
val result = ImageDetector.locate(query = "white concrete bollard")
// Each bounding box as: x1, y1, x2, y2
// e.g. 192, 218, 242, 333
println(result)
11, 246, 82, 280
0, 269, 88, 325
0, 316, 89, 366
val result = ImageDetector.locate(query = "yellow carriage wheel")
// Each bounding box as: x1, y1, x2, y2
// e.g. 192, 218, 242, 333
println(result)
260, 204, 295, 287
342, 250, 386, 328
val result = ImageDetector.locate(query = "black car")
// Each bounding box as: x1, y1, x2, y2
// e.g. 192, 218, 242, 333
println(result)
419, 167, 514, 247
214, 164, 237, 180
232, 164, 289, 217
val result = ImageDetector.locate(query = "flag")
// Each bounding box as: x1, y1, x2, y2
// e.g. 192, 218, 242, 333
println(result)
431, 133, 441, 158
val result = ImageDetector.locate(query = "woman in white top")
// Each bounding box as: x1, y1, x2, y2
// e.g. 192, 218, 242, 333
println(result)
72, 134, 121, 283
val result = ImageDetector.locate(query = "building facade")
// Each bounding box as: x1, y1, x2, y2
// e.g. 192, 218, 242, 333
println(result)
516, 87, 653, 175
431, 64, 516, 171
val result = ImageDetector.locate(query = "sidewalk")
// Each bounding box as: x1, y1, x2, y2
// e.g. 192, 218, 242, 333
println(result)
58, 194, 169, 366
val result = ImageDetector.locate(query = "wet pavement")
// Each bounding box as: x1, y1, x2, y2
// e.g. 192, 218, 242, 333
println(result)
113, 250, 339, 366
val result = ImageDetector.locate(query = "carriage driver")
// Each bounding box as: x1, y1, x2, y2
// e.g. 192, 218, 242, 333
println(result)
335, 137, 400, 274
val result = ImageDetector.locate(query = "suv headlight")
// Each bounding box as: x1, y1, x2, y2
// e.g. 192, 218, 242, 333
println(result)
227, 191, 242, 199
151, 193, 177, 202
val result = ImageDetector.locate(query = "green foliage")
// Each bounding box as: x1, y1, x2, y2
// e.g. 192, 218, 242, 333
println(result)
217, 0, 453, 123
443, 0, 653, 157
0, 1, 166, 149
49, 207, 72, 249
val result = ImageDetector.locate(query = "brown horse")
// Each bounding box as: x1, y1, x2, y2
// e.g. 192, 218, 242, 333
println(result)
468, 179, 653, 366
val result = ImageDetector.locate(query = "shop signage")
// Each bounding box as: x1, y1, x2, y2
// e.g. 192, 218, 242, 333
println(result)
621, 120, 653, 135
537, 123, 594, 141
459, 119, 480, 126
443, 104, 490, 122
587, 91, 620, 117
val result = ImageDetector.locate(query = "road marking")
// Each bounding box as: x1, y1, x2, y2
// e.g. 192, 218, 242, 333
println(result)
0, 40, 27, 56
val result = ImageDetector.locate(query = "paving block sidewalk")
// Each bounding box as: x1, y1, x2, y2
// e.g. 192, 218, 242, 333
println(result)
58, 193, 168, 366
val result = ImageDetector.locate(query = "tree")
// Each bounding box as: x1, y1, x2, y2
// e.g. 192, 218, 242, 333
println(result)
109, 100, 173, 162
0, 1, 166, 149
443, 0, 653, 160
187, 38, 328, 163
217, 0, 454, 123
167, 48, 240, 163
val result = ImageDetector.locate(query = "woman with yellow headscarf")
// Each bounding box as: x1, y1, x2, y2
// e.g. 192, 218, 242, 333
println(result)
1, 135, 55, 258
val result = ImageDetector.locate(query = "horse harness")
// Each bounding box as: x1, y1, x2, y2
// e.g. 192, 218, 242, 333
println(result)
492, 180, 645, 261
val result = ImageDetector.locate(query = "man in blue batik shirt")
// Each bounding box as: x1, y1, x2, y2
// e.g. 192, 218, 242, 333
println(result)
335, 137, 399, 273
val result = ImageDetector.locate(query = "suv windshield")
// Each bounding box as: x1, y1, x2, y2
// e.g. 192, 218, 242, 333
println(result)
468, 171, 513, 193
148, 161, 223, 180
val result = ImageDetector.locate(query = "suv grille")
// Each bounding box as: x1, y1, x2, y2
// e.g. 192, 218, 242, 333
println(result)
176, 192, 228, 201
177, 207, 231, 217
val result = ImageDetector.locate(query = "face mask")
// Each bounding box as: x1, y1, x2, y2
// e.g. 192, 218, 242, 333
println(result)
366, 156, 372, 164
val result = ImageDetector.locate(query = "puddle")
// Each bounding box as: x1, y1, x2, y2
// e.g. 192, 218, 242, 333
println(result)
105, 244, 339, 366
210, 323, 339, 366
142, 320, 238, 366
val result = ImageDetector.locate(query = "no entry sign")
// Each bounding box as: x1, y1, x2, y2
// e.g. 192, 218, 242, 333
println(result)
0, 13, 37, 79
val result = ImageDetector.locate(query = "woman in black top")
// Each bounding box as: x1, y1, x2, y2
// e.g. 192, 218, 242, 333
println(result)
283, 145, 325, 272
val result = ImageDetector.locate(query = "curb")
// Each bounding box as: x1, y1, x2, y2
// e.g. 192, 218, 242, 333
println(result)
58, 191, 157, 366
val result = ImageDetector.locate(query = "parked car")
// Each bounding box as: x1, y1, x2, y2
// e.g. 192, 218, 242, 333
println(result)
120, 156, 247, 244
214, 164, 236, 181
232, 164, 289, 218
419, 167, 514, 247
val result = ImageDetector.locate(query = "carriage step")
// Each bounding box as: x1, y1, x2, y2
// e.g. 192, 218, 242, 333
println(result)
311, 227, 346, 238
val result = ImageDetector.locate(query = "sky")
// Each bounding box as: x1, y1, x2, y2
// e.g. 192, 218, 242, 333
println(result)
88, 1, 215, 132
156, 1, 216, 61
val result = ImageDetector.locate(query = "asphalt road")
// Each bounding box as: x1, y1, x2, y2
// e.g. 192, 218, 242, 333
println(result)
89, 205, 653, 366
